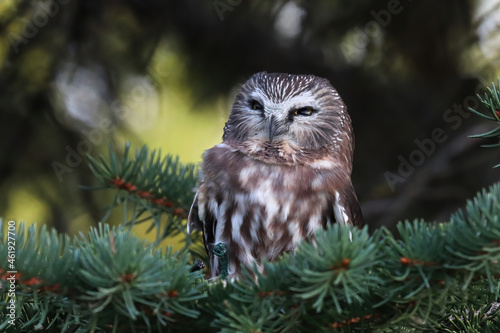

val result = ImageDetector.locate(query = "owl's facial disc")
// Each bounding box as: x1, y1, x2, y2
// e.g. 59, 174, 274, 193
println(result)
249, 92, 320, 144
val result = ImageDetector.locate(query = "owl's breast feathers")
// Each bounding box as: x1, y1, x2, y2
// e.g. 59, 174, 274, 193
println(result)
188, 142, 363, 277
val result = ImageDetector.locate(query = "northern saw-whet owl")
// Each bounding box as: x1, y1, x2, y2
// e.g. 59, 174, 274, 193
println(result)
188, 72, 363, 278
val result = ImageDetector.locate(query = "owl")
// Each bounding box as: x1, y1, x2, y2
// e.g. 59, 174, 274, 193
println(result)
188, 72, 363, 278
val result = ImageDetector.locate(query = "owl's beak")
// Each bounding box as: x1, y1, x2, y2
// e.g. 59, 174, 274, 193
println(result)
268, 115, 277, 142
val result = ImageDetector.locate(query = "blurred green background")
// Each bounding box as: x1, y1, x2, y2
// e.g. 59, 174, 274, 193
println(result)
1, 0, 499, 246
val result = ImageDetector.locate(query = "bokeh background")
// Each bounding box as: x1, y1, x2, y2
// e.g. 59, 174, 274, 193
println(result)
1, 0, 500, 245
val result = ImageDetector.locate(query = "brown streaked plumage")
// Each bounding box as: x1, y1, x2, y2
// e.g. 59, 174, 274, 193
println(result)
188, 72, 363, 277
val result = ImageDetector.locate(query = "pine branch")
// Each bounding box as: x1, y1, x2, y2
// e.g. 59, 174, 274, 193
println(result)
1, 182, 500, 332
1, 222, 206, 332
469, 80, 500, 167
84, 142, 205, 259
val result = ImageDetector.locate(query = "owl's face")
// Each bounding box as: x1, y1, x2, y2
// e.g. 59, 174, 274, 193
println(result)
223, 72, 354, 166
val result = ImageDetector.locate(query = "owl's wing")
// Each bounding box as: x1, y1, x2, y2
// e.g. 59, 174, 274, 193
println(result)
333, 182, 364, 227
187, 188, 217, 259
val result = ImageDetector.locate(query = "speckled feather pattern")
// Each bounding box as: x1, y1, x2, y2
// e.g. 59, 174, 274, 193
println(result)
188, 72, 363, 277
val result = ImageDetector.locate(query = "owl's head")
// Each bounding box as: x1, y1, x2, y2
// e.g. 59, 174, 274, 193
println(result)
222, 72, 354, 168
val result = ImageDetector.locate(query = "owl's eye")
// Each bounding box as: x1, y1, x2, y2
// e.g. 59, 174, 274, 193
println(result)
250, 100, 263, 110
294, 107, 314, 116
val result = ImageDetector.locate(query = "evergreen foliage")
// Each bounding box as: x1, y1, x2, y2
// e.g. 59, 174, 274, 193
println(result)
84, 143, 204, 258
0, 222, 205, 332
470, 79, 500, 167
